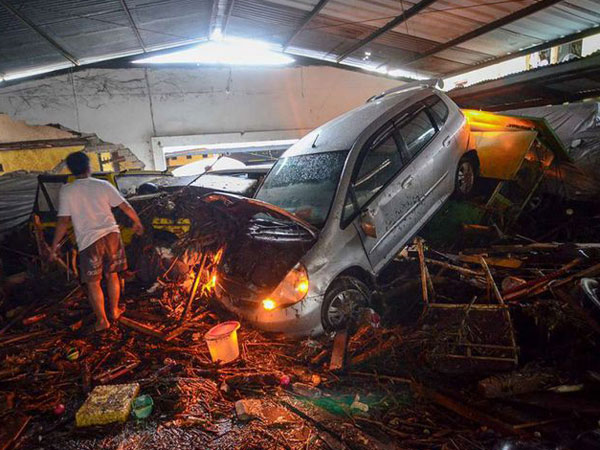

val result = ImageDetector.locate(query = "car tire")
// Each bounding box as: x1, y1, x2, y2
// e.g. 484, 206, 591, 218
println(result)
321, 276, 371, 332
454, 154, 478, 197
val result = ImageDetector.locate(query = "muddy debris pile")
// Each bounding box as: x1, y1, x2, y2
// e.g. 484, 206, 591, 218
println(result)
1, 191, 600, 449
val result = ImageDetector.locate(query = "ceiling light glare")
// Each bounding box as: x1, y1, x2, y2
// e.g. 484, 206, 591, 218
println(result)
134, 37, 295, 66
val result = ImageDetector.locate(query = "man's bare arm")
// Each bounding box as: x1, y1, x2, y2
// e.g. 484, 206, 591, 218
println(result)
118, 201, 144, 235
50, 216, 71, 260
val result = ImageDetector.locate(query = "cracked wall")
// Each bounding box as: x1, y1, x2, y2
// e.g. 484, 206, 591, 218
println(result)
0, 66, 400, 169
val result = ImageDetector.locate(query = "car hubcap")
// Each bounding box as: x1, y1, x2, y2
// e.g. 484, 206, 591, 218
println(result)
457, 162, 474, 194
327, 288, 368, 329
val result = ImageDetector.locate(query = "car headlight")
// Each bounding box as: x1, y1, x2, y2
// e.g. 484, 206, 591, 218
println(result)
262, 263, 309, 310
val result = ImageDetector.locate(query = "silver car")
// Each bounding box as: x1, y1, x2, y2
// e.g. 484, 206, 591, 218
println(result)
214, 82, 476, 336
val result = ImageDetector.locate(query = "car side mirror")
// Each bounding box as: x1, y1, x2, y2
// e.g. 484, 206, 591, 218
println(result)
360, 209, 377, 238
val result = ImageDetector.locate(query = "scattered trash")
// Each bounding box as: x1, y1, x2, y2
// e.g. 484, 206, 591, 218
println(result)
292, 382, 322, 399
235, 399, 296, 426
279, 374, 290, 386
131, 394, 153, 419
75, 383, 140, 427
204, 321, 241, 364
65, 347, 79, 362
350, 394, 369, 413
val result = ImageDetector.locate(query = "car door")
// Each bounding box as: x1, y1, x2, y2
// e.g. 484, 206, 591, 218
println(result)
344, 121, 425, 274
399, 95, 454, 216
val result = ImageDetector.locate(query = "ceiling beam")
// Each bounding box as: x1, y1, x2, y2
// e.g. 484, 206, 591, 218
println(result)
444, 24, 600, 79
0, 0, 79, 65
283, 0, 331, 50
222, 0, 235, 35
209, 0, 221, 38
119, 0, 146, 52
403, 0, 564, 66
336, 0, 439, 63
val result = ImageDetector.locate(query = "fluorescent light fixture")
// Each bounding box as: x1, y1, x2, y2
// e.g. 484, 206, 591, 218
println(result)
134, 36, 294, 66
388, 68, 429, 80
2, 62, 74, 82
164, 138, 299, 154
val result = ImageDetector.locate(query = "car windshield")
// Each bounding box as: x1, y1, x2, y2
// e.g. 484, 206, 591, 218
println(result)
255, 150, 348, 228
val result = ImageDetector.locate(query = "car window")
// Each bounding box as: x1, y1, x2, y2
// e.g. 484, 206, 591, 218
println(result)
424, 95, 449, 128
397, 109, 436, 160
351, 130, 403, 213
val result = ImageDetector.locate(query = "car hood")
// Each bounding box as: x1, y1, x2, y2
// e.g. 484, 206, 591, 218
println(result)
202, 193, 318, 301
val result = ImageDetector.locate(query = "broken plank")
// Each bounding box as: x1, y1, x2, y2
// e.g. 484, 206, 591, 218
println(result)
349, 337, 398, 368
478, 371, 559, 399
329, 330, 348, 372
467, 243, 600, 254
118, 316, 165, 339
0, 413, 30, 450
95, 361, 140, 384
415, 384, 520, 436
163, 325, 190, 342
458, 254, 522, 269
502, 258, 581, 299
0, 330, 47, 347
424, 258, 484, 277
552, 287, 600, 335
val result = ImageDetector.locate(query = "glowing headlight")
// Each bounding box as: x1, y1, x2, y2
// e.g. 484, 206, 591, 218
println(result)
262, 298, 276, 310
263, 263, 309, 310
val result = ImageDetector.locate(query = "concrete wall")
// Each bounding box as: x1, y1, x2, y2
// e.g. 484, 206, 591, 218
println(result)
0, 66, 400, 169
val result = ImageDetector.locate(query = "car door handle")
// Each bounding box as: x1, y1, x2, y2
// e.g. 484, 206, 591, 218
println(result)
401, 175, 414, 189
443, 136, 452, 147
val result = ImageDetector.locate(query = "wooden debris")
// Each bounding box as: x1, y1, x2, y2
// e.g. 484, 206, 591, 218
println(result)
458, 254, 523, 269
478, 370, 559, 398
551, 287, 600, 335
118, 315, 165, 339
95, 360, 141, 384
349, 336, 398, 367
415, 384, 520, 436
0, 413, 30, 450
235, 399, 297, 426
329, 329, 348, 372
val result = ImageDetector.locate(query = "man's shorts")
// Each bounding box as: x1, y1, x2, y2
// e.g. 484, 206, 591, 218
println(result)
79, 232, 128, 283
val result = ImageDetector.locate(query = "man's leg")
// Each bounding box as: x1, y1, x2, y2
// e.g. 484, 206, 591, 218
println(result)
87, 280, 110, 331
104, 233, 128, 322
106, 272, 125, 320
80, 241, 110, 331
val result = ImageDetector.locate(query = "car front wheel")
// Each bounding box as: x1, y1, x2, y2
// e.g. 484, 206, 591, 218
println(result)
321, 276, 370, 332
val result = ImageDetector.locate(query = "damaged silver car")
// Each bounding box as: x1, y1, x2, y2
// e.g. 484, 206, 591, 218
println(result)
214, 81, 475, 336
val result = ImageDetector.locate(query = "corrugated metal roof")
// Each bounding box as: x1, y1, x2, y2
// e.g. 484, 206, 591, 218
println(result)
0, 0, 599, 80
448, 52, 600, 110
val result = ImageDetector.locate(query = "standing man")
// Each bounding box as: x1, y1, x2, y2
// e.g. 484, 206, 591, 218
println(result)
50, 152, 144, 331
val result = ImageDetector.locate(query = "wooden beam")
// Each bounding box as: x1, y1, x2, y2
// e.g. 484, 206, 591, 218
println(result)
336, 0, 439, 63
404, 0, 564, 67
283, 0, 331, 50
0, 0, 79, 66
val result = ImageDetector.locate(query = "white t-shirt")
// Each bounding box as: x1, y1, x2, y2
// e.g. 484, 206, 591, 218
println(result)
57, 177, 126, 251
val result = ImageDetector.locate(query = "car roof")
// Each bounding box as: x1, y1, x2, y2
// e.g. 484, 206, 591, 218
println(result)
284, 87, 435, 157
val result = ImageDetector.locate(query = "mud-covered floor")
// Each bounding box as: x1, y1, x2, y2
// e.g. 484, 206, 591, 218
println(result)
2, 191, 600, 449
3, 236, 600, 450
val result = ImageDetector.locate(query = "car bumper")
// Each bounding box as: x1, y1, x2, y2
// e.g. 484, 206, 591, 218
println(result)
217, 293, 324, 337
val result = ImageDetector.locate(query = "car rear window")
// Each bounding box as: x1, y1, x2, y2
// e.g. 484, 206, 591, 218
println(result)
397, 109, 436, 160
424, 95, 449, 128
